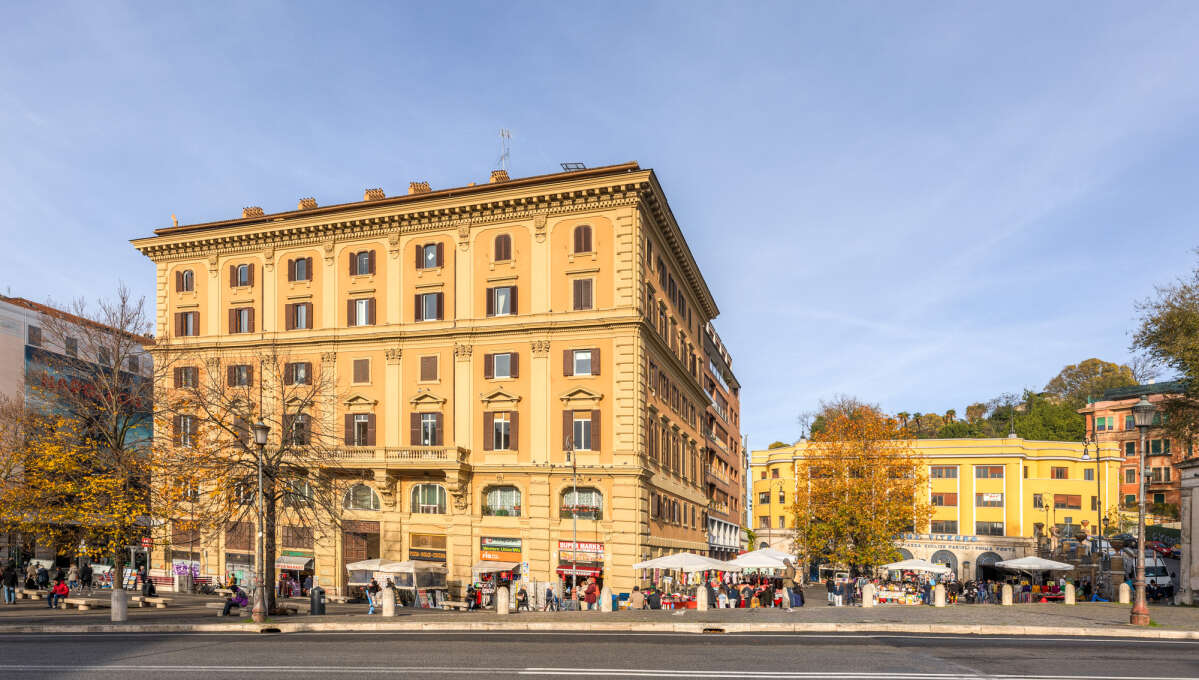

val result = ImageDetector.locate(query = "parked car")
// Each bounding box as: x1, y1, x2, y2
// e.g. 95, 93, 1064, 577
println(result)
1112, 533, 1137, 548
1145, 541, 1174, 558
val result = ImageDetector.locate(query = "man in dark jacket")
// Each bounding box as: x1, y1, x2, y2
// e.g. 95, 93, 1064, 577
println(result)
2, 563, 18, 604
825, 577, 835, 606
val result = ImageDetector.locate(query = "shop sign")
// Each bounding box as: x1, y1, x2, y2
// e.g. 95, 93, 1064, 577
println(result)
411, 533, 447, 562
981, 492, 1002, 503
558, 540, 603, 563
480, 536, 521, 561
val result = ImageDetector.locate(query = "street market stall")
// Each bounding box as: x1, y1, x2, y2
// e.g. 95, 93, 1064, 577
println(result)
875, 558, 951, 605
469, 561, 521, 609
632, 552, 742, 609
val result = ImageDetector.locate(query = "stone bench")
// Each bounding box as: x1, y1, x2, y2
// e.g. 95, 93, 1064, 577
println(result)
62, 597, 110, 611
130, 596, 172, 608
16, 589, 47, 600
441, 600, 470, 611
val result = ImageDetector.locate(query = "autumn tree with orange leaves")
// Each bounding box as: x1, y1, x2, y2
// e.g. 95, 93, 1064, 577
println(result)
791, 398, 931, 574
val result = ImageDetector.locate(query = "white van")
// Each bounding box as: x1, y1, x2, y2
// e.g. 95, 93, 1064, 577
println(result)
1124, 549, 1173, 587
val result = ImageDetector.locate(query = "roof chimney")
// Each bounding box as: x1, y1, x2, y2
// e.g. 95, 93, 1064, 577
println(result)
298, 197, 318, 210
489, 169, 510, 183
242, 206, 264, 218
364, 188, 386, 201
408, 181, 431, 195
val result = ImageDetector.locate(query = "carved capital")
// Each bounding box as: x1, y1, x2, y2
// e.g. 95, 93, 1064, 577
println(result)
530, 340, 551, 356
323, 240, 336, 266
457, 225, 470, 252
207, 255, 220, 276
384, 348, 402, 364
533, 213, 547, 243
388, 232, 401, 259
321, 351, 337, 365
454, 343, 473, 361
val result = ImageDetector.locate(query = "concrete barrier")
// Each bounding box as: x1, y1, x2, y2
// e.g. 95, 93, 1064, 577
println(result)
381, 586, 396, 617
496, 587, 509, 616
1064, 584, 1075, 605
111, 588, 127, 622
600, 587, 613, 612
861, 583, 876, 608
1001, 584, 1013, 606
1118, 583, 1131, 604
696, 586, 709, 611
933, 584, 946, 608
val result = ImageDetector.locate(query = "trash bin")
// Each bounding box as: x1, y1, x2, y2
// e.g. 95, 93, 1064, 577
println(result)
310, 585, 326, 615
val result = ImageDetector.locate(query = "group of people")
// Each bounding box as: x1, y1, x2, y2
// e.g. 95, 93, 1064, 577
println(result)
276, 572, 313, 599
0, 560, 104, 607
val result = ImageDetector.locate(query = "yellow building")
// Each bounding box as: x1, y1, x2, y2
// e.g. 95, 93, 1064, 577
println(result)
132, 163, 736, 594
750, 437, 1120, 579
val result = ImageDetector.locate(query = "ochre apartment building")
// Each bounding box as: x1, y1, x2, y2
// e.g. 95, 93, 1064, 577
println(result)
751, 437, 1120, 580
132, 163, 741, 594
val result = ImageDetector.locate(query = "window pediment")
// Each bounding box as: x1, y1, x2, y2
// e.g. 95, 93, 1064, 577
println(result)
559, 386, 603, 408
410, 390, 447, 412
480, 388, 521, 408
343, 394, 378, 413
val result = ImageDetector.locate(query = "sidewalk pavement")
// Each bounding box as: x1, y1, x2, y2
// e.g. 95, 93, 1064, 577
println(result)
0, 590, 1195, 638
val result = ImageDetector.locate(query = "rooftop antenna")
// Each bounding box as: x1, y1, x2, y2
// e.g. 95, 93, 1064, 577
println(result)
497, 129, 512, 173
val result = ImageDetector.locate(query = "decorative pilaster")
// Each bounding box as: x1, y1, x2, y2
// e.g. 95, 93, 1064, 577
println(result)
385, 348, 402, 447
454, 343, 472, 452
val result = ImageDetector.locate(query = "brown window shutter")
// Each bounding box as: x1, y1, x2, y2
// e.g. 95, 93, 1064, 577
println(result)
304, 303, 313, 328
511, 286, 518, 315
344, 414, 354, 446
592, 348, 601, 375
248, 308, 255, 333
368, 250, 376, 275
283, 363, 292, 385
510, 352, 519, 378
486, 287, 494, 317
415, 243, 424, 269
285, 304, 293, 331
434, 413, 443, 446
190, 312, 198, 336
368, 298, 376, 325
173, 367, 181, 388
414, 294, 421, 322
510, 411, 519, 450
228, 308, 236, 334
246, 365, 253, 387
247, 264, 254, 287
227, 366, 235, 386
366, 414, 376, 446
229, 264, 236, 288
483, 354, 493, 380
301, 362, 312, 384
435, 292, 444, 320
563, 349, 573, 376
175, 270, 182, 291
287, 259, 294, 282
347, 299, 355, 326
581, 279, 592, 309
572, 279, 581, 310
410, 412, 421, 446
172, 415, 181, 445
305, 257, 313, 280
592, 409, 601, 450
353, 359, 369, 383
483, 412, 494, 450
435, 242, 444, 267
349, 251, 357, 276
563, 410, 573, 449
174, 313, 181, 337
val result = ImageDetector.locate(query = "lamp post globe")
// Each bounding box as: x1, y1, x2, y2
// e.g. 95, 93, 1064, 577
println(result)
251, 420, 270, 624
1129, 396, 1154, 626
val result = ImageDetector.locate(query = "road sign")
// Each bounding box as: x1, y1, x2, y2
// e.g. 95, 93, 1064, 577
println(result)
141, 537, 152, 548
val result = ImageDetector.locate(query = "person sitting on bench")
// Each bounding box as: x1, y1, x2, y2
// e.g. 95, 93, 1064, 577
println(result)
222, 586, 249, 616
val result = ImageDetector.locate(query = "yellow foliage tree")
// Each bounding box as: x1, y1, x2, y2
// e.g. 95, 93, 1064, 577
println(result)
790, 402, 931, 573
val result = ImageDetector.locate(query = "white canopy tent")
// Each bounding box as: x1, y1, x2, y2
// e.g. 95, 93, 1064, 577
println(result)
345, 559, 406, 587
880, 558, 951, 574
994, 556, 1074, 572
728, 549, 793, 570
632, 552, 741, 573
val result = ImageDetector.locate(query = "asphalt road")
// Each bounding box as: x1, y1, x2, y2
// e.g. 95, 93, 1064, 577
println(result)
0, 631, 1196, 679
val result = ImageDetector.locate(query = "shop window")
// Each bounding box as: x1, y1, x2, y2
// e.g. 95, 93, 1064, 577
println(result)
561, 487, 603, 520
482, 486, 521, 517
343, 484, 380, 511
411, 484, 446, 514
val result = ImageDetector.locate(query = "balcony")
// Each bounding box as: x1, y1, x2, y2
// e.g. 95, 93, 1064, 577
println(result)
708, 500, 731, 516
330, 446, 470, 468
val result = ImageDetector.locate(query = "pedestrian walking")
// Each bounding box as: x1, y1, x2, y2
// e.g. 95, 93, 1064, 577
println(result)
825, 577, 835, 605
36, 565, 49, 591
782, 560, 796, 612
366, 578, 381, 614
302, 574, 313, 597
80, 564, 93, 594
542, 584, 557, 611
67, 564, 80, 592
2, 562, 18, 604
584, 578, 599, 611
25, 562, 37, 590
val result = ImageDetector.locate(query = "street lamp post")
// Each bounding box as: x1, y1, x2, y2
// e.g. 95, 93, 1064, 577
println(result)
1130, 396, 1155, 626
251, 420, 270, 624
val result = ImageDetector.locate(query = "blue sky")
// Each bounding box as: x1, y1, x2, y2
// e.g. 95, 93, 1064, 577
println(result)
2, 2, 1197, 449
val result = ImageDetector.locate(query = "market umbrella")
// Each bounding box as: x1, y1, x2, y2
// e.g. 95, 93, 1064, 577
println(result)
879, 558, 951, 574
344, 559, 406, 572
632, 552, 741, 573
728, 549, 792, 569
994, 556, 1074, 572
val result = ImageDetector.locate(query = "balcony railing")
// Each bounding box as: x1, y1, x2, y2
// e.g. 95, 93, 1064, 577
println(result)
331, 446, 469, 465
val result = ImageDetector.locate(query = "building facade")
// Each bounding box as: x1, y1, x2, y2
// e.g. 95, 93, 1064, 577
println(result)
1079, 382, 1193, 515
749, 437, 1120, 580
1177, 457, 1198, 605
132, 163, 737, 594
700, 322, 742, 560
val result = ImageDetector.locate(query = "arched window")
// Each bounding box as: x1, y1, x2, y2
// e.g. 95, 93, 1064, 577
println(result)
572, 225, 592, 254
494, 234, 512, 261
411, 483, 446, 514
561, 487, 603, 520
179, 269, 194, 292
236, 263, 250, 286
343, 483, 380, 511
482, 485, 521, 517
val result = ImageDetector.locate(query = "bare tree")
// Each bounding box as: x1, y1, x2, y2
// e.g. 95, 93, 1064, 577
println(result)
154, 347, 350, 613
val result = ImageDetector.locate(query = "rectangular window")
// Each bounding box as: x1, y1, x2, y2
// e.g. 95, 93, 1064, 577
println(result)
1125, 415, 1134, 430
1091, 496, 1099, 511
929, 465, 958, 479
777, 516, 785, 529
284, 362, 310, 385
291, 302, 311, 330
352, 414, 371, 446
232, 307, 254, 334
1125, 468, 1136, 484
1033, 494, 1044, 509
351, 298, 374, 327
420, 413, 438, 446
759, 516, 771, 529
1150, 439, 1161, 455
777, 490, 785, 504
417, 292, 442, 322
1153, 493, 1165, 505
175, 415, 196, 448
771, 468, 779, 479
1053, 494, 1082, 510
489, 286, 514, 316
931, 493, 958, 507
573, 412, 593, 451
493, 412, 511, 450
930, 520, 958, 533
127, 355, 140, 373
293, 258, 309, 282
352, 358, 370, 384
572, 349, 593, 376
420, 355, 438, 382
975, 465, 1004, 479
975, 521, 1005, 536
286, 414, 310, 446
175, 366, 198, 388
572, 278, 594, 311
493, 352, 512, 379
178, 311, 199, 336
229, 364, 252, 387
975, 492, 1003, 507
1124, 494, 1136, 507
1084, 468, 1094, 481
758, 492, 769, 505
64, 337, 78, 357
27, 325, 41, 346
1125, 441, 1136, 456
420, 243, 441, 269
1051, 467, 1068, 480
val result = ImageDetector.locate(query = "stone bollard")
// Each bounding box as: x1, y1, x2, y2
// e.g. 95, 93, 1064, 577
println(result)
696, 585, 710, 611
933, 584, 946, 607
1118, 582, 1130, 604
1064, 584, 1075, 605
600, 586, 613, 612
111, 588, 128, 622
496, 586, 510, 615
861, 583, 876, 608
1001, 584, 1013, 606
381, 585, 397, 617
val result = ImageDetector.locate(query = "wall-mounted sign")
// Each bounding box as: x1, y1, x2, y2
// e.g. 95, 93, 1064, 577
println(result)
558, 540, 603, 563
411, 533, 447, 563
981, 493, 1003, 504
480, 536, 521, 561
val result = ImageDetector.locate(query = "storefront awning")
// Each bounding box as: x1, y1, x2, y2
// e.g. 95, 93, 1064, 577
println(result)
556, 564, 602, 578
275, 555, 314, 570
471, 561, 520, 573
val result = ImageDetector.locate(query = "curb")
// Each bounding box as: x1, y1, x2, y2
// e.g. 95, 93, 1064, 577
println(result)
0, 621, 1195, 639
